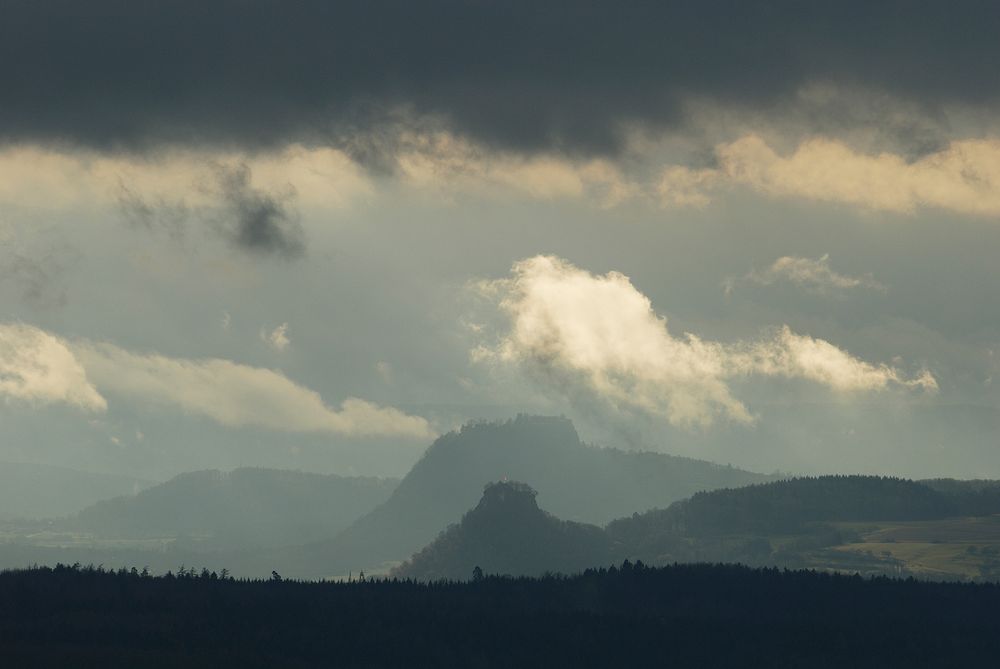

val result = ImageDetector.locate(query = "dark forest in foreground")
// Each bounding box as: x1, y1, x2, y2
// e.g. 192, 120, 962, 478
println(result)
4, 563, 1000, 668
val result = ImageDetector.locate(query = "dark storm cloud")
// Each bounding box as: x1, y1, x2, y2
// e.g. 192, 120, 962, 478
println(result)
213, 164, 304, 259
0, 253, 68, 308
117, 164, 304, 258
2, 0, 1000, 155
117, 183, 189, 241
0, 238, 77, 309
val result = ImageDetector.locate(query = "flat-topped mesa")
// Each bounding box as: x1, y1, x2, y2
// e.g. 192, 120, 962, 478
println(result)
447, 414, 581, 454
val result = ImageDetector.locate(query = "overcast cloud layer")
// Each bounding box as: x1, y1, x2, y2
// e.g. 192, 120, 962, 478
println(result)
3, 1, 1000, 155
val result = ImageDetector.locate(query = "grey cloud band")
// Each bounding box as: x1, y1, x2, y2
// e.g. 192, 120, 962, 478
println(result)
3, 0, 999, 154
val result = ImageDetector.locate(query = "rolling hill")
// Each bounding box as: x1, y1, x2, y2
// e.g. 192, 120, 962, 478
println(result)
72, 468, 399, 550
604, 475, 1000, 577
393, 475, 1000, 582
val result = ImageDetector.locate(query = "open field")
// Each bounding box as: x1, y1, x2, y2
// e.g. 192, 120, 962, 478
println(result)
0, 520, 181, 551
828, 516, 1000, 580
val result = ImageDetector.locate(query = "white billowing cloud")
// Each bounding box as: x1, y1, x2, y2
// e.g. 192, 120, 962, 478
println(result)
475, 256, 935, 429
0, 323, 106, 411
739, 254, 885, 294
658, 134, 1000, 216
472, 256, 752, 427
72, 343, 434, 439
262, 323, 291, 352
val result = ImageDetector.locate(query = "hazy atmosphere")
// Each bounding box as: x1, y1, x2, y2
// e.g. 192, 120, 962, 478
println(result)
3, 2, 1000, 483
7, 3, 1000, 666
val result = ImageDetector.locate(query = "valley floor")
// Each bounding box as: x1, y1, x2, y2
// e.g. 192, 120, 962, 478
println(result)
826, 515, 1000, 580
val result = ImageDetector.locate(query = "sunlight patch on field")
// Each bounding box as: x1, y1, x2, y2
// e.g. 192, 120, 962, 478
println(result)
829, 516, 1000, 580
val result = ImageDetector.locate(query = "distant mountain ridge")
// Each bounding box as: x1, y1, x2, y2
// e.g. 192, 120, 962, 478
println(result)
279, 415, 775, 577
394, 481, 614, 581
0, 462, 154, 520
607, 474, 1000, 543
606, 475, 1000, 574
73, 468, 399, 550
398, 474, 1000, 581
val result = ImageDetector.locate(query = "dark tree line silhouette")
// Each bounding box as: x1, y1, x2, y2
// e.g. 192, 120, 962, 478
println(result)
3, 561, 1000, 667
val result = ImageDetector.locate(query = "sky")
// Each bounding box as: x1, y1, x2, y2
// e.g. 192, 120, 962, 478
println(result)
2, 0, 1000, 481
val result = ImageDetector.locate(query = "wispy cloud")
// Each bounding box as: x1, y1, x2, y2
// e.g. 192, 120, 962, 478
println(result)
0, 323, 106, 412
261, 323, 291, 352
0, 224, 76, 309
0, 143, 369, 225
474, 256, 935, 429
659, 135, 1000, 217
0, 322, 433, 439
116, 181, 189, 241
72, 343, 433, 438
730, 254, 885, 296
395, 131, 634, 206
